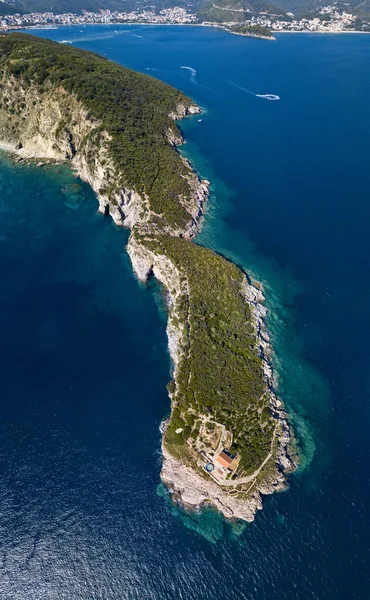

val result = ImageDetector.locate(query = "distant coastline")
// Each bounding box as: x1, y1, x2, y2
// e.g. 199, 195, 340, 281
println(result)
0, 33, 296, 523
10, 22, 370, 38
275, 29, 370, 34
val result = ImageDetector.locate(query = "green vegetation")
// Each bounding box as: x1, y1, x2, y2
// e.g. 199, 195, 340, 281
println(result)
0, 0, 190, 16
0, 0, 284, 18
194, 0, 285, 23
0, 32, 279, 481
136, 231, 276, 474
195, 0, 246, 24
225, 23, 274, 37
0, 33, 196, 229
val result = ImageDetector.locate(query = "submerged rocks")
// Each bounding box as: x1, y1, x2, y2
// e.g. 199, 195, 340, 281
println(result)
158, 275, 295, 523
161, 446, 263, 522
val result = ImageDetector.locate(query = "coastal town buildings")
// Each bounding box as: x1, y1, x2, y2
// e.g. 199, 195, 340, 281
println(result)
0, 7, 197, 29
249, 7, 358, 33
0, 4, 368, 33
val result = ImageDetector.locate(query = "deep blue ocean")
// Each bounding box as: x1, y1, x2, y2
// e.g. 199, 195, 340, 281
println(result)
1, 25, 369, 598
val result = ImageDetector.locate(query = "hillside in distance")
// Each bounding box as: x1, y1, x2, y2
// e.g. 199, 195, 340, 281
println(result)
275, 0, 370, 17
1, 0, 370, 18
0, 0, 286, 17
194, 0, 286, 21
0, 0, 152, 14
196, 0, 370, 19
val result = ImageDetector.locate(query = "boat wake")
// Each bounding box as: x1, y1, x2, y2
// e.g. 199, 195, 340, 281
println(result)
180, 65, 197, 84
226, 79, 280, 100
256, 93, 280, 101
180, 66, 217, 94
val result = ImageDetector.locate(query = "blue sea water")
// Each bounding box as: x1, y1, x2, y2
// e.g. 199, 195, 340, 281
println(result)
2, 25, 370, 598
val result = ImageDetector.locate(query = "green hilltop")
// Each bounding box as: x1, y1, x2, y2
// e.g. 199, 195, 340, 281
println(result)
0, 32, 292, 511
0, 33, 197, 229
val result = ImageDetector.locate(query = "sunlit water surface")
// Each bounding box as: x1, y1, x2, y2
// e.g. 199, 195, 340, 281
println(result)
1, 25, 369, 599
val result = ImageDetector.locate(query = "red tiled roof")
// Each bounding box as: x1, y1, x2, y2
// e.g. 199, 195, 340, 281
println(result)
215, 451, 233, 468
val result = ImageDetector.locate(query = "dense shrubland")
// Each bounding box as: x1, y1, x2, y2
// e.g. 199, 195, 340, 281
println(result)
0, 33, 195, 228
0, 32, 276, 476
136, 231, 275, 473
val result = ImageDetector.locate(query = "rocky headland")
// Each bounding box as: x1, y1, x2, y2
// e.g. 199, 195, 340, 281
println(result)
220, 24, 276, 40
129, 236, 295, 521
0, 32, 296, 523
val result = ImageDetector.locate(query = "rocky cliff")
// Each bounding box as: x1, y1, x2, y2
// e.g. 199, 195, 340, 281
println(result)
128, 234, 294, 522
0, 33, 295, 524
0, 75, 207, 235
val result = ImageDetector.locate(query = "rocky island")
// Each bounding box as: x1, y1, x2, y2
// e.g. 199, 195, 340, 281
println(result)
0, 33, 295, 522
221, 23, 275, 39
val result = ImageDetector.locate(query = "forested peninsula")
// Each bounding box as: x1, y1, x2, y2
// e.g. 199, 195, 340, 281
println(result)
0, 33, 295, 521
222, 23, 275, 39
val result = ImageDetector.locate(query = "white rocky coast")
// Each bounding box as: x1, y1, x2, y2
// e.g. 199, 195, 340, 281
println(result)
128, 234, 295, 521
0, 67, 295, 523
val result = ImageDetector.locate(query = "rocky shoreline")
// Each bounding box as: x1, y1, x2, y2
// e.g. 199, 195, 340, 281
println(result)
0, 97, 295, 523
127, 224, 295, 522
158, 278, 295, 521
217, 24, 276, 40
0, 49, 295, 523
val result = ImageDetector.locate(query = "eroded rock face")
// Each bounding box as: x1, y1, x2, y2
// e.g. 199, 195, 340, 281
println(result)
169, 102, 201, 120
0, 81, 95, 159
127, 235, 187, 374
0, 79, 207, 237
127, 233, 295, 523
161, 446, 263, 522
0, 75, 295, 523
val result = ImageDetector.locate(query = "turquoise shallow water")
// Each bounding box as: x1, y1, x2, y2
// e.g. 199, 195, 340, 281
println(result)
2, 25, 370, 598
